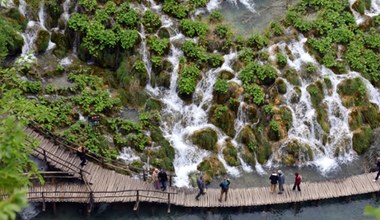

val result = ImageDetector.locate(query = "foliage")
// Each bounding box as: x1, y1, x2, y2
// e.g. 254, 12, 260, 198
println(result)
214, 24, 231, 39
178, 63, 201, 95
162, 0, 190, 19
190, 0, 208, 8
147, 36, 170, 56
118, 29, 140, 50
246, 34, 269, 51
143, 10, 161, 33
244, 84, 264, 105
239, 62, 277, 85
0, 90, 42, 220
209, 10, 222, 22
79, 0, 97, 11
0, 15, 22, 63
179, 19, 208, 37
115, 3, 140, 28
269, 22, 284, 36
182, 40, 208, 63
71, 89, 120, 114
214, 79, 228, 94
306, 63, 317, 74
276, 53, 287, 67
208, 53, 224, 68
364, 205, 380, 220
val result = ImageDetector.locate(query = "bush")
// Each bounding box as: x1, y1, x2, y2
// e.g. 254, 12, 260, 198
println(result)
115, 3, 140, 28
163, 0, 190, 19
147, 36, 170, 56
143, 10, 161, 33
214, 79, 228, 94
276, 53, 287, 67
246, 34, 269, 51
208, 53, 224, 68
244, 84, 264, 105
210, 10, 223, 22
179, 19, 208, 37
178, 63, 201, 95
214, 24, 230, 39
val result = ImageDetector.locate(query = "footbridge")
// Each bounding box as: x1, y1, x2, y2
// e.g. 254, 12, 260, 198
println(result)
25, 124, 380, 213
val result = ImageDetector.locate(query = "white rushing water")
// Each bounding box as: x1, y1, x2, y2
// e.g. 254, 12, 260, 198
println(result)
207, 0, 255, 12
349, 0, 380, 24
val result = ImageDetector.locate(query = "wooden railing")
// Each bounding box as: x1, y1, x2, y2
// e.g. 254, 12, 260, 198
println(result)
28, 121, 176, 184
26, 137, 89, 181
27, 189, 177, 213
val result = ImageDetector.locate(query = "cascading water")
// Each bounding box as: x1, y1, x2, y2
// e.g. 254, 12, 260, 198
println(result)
38, 0, 55, 51
349, 0, 380, 24
266, 33, 380, 175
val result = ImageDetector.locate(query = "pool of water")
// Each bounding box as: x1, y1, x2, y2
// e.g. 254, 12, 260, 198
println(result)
25, 194, 380, 220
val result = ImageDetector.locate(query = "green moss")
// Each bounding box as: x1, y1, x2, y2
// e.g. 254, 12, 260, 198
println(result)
337, 78, 369, 108
281, 140, 314, 166
35, 30, 50, 53
352, 126, 373, 154
197, 156, 226, 180
222, 141, 240, 166
307, 82, 324, 107
276, 78, 287, 94
238, 126, 256, 146
191, 128, 218, 152
280, 107, 293, 131
256, 141, 272, 164
283, 68, 301, 86
241, 146, 256, 166
209, 105, 235, 137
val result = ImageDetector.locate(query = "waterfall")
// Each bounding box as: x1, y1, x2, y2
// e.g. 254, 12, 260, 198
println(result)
118, 147, 140, 162
38, 0, 56, 51
349, 0, 380, 24
61, 0, 72, 23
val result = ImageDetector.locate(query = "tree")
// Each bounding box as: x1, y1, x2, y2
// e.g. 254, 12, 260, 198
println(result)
0, 88, 42, 220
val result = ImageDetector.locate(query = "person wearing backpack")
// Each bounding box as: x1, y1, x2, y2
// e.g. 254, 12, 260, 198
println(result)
218, 178, 230, 202
292, 172, 302, 191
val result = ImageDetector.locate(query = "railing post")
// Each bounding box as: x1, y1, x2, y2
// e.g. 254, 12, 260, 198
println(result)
80, 169, 84, 182
87, 191, 94, 215
133, 190, 140, 211
43, 150, 47, 163
169, 174, 172, 187
167, 193, 171, 213
143, 169, 147, 182
42, 192, 46, 212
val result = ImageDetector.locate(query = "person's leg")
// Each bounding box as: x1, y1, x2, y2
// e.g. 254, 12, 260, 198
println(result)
297, 184, 301, 191
163, 181, 167, 191
292, 184, 296, 190
224, 190, 228, 201
376, 170, 380, 180
219, 190, 223, 202
196, 189, 201, 200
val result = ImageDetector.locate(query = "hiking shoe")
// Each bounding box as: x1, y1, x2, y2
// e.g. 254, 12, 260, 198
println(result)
218, 199, 222, 202
373, 179, 377, 182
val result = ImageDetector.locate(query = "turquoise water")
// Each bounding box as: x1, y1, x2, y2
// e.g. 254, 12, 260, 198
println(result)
28, 195, 379, 220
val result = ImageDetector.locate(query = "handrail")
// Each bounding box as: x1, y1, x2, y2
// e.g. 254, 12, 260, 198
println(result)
28, 121, 142, 174
28, 139, 89, 176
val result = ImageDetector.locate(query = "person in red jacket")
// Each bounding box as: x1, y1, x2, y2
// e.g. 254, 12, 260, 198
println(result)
292, 172, 302, 191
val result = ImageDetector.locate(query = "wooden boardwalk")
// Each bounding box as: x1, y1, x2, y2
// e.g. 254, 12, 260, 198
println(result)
25, 127, 380, 210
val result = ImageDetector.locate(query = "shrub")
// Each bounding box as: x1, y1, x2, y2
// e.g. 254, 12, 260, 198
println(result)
163, 0, 190, 19
115, 3, 140, 28
143, 10, 161, 33
246, 34, 269, 51
118, 29, 139, 50
306, 62, 317, 74
214, 24, 230, 39
147, 36, 170, 55
179, 19, 208, 37
182, 40, 208, 62
276, 53, 287, 67
190, 0, 208, 8
210, 10, 222, 22
79, 0, 97, 11
214, 79, 228, 94
269, 22, 284, 36
178, 64, 201, 95
208, 53, 224, 68
244, 84, 264, 105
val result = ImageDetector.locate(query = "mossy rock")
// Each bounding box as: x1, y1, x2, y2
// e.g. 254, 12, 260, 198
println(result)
316, 103, 330, 134
158, 27, 170, 38
290, 87, 302, 103
219, 70, 234, 80
256, 141, 272, 164
51, 31, 69, 58
246, 104, 258, 124
6, 31, 24, 56
5, 7, 27, 30
78, 43, 91, 62
191, 128, 218, 152
238, 126, 256, 146
279, 106, 293, 131
352, 0, 372, 15
283, 68, 301, 86
222, 140, 240, 166
228, 81, 244, 99
95, 48, 123, 69
276, 78, 287, 94
241, 145, 256, 166
337, 78, 369, 108
144, 98, 162, 112
35, 29, 50, 53
280, 140, 314, 166
362, 103, 380, 129
307, 81, 324, 107
155, 70, 171, 88
197, 156, 226, 180
118, 83, 150, 108
349, 107, 365, 131
209, 104, 235, 137
352, 126, 373, 154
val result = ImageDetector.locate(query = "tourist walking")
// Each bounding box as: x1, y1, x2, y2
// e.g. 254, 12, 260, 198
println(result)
373, 157, 380, 181
195, 176, 206, 200
218, 178, 230, 202
77, 145, 87, 167
158, 168, 168, 191
269, 170, 279, 193
292, 172, 302, 191
152, 168, 160, 189
278, 170, 285, 194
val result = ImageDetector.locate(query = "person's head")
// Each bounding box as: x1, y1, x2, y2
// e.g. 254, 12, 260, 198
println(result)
295, 172, 299, 176
154, 168, 158, 173
278, 170, 282, 174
